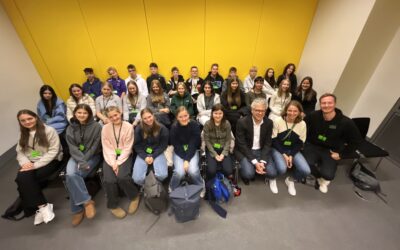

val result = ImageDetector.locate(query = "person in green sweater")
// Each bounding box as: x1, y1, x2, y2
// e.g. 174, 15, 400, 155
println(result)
170, 82, 194, 118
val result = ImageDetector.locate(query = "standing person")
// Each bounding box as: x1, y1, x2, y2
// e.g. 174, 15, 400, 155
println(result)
101, 106, 139, 218
169, 107, 203, 191
125, 64, 148, 97
222, 66, 244, 93
269, 79, 292, 121
146, 62, 167, 92
221, 77, 247, 135
146, 79, 171, 127
15, 110, 63, 225
197, 81, 221, 126
185, 66, 204, 101
95, 82, 122, 125
245, 76, 267, 107
264, 68, 278, 90
203, 104, 233, 180
234, 98, 276, 185
243, 66, 258, 93
66, 83, 96, 122
132, 108, 169, 186
166, 66, 185, 97
204, 63, 224, 95
293, 76, 317, 117
107, 67, 126, 99
65, 104, 102, 226
170, 82, 194, 118
122, 80, 146, 126
82, 67, 102, 99
277, 63, 297, 95
37, 85, 68, 135
303, 94, 362, 193
270, 101, 310, 196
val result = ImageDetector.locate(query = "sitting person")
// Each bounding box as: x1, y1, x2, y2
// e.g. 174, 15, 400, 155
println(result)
133, 108, 169, 186
169, 107, 203, 191
245, 76, 267, 107
166, 66, 185, 97
303, 93, 362, 193
185, 66, 204, 101
243, 66, 258, 93
204, 63, 224, 94
146, 62, 167, 92
82, 67, 102, 99
106, 66, 126, 99
37, 85, 68, 135
125, 64, 148, 97
95, 82, 122, 125
66, 83, 96, 122
122, 80, 146, 126
292, 76, 317, 117
203, 104, 233, 180
221, 77, 247, 135
197, 81, 221, 126
15, 110, 63, 225
222, 66, 244, 93
65, 104, 102, 226
269, 79, 292, 121
146, 79, 171, 127
277, 63, 297, 95
270, 100, 311, 195
170, 82, 195, 118
234, 98, 276, 185
101, 106, 139, 218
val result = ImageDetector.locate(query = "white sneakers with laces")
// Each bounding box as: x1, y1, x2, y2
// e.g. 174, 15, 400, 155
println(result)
285, 177, 296, 196
318, 178, 330, 193
34, 203, 55, 226
269, 179, 278, 194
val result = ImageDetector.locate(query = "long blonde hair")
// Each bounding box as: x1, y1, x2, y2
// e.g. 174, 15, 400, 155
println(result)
150, 79, 165, 104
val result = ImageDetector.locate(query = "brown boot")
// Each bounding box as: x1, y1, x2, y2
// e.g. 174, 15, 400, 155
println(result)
72, 211, 84, 227
84, 200, 96, 219
110, 207, 126, 219
128, 196, 140, 215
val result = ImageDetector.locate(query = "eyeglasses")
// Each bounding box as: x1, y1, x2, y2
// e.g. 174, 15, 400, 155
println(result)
252, 109, 266, 113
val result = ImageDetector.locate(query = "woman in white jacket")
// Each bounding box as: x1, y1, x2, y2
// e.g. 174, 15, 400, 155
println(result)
269, 79, 292, 121
66, 84, 96, 122
196, 81, 220, 125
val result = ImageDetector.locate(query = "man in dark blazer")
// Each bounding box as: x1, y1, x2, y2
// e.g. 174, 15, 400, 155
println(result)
234, 98, 277, 185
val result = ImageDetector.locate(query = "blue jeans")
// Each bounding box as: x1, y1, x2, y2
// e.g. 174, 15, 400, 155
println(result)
132, 154, 168, 185
240, 149, 277, 180
66, 155, 101, 213
170, 152, 203, 190
271, 148, 311, 181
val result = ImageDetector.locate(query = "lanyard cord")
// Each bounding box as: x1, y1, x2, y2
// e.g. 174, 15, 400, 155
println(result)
113, 123, 123, 148
30, 132, 37, 150
282, 119, 296, 141
102, 95, 112, 110
79, 124, 86, 145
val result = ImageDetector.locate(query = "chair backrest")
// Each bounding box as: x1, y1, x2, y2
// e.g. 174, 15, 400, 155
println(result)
351, 117, 370, 139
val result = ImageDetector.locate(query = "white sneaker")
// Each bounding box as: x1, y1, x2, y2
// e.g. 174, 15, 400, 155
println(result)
317, 178, 330, 193
285, 177, 296, 196
200, 179, 206, 198
39, 203, 55, 224
34, 210, 44, 226
269, 179, 278, 194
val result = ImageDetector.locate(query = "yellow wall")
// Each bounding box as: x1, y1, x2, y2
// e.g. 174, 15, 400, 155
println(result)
1, 0, 318, 100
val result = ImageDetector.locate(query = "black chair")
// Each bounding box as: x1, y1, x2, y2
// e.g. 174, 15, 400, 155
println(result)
351, 117, 389, 171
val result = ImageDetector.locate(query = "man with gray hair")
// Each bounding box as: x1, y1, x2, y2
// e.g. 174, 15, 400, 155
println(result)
234, 98, 277, 185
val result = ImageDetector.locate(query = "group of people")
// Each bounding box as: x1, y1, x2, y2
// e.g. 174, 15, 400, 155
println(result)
13, 62, 362, 227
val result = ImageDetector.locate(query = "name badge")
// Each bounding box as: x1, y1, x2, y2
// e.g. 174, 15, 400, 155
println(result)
130, 109, 138, 114
318, 135, 327, 142
89, 93, 95, 98
79, 144, 85, 152
146, 147, 153, 154
213, 84, 219, 89
329, 124, 337, 129
183, 144, 189, 152
31, 150, 41, 158
231, 105, 237, 110
283, 141, 292, 146
115, 148, 122, 155
213, 143, 221, 149
112, 90, 118, 94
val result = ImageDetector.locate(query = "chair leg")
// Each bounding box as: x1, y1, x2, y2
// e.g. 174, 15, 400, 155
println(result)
373, 157, 384, 172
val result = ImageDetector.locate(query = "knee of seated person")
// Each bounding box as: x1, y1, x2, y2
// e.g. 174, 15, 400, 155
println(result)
133, 177, 145, 186
173, 169, 185, 179
188, 167, 200, 177
155, 172, 168, 182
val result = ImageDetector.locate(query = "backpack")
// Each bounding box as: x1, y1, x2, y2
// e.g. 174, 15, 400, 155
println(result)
350, 161, 387, 203
212, 173, 233, 203
169, 182, 203, 223
143, 170, 168, 215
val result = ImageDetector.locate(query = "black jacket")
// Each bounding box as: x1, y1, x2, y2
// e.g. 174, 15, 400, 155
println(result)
146, 74, 167, 92
292, 92, 317, 116
170, 120, 201, 161
234, 115, 273, 162
204, 72, 224, 94
305, 109, 362, 157
134, 123, 169, 160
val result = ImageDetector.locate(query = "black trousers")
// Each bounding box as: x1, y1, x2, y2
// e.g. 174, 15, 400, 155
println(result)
103, 156, 138, 209
15, 160, 61, 210
302, 144, 338, 181
206, 149, 233, 180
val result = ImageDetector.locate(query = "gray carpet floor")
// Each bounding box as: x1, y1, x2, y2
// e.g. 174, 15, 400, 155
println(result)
0, 157, 399, 250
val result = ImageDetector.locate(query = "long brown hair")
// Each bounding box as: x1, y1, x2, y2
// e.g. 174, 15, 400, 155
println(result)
127, 80, 139, 107
69, 83, 83, 104
17, 110, 49, 151
73, 104, 94, 124
281, 100, 304, 123
140, 108, 161, 139
295, 76, 317, 102
227, 78, 241, 106
209, 103, 228, 130
150, 79, 165, 104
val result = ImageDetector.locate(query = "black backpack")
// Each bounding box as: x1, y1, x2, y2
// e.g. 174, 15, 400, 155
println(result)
350, 161, 387, 203
143, 170, 168, 215
169, 182, 203, 223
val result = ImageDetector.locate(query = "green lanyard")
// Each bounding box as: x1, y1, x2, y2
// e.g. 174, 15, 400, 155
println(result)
282, 119, 296, 141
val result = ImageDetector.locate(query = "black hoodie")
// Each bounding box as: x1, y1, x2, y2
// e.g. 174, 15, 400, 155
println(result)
305, 108, 362, 157
66, 118, 102, 168
204, 72, 224, 94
